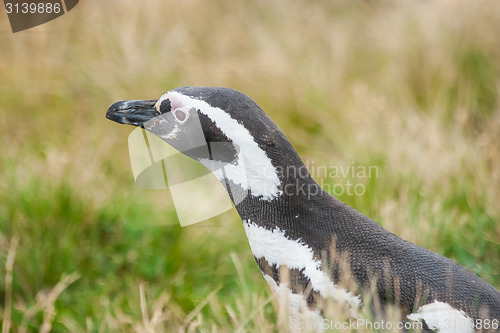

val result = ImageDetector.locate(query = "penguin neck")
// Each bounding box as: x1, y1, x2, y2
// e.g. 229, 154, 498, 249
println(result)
196, 116, 331, 228
217, 154, 329, 229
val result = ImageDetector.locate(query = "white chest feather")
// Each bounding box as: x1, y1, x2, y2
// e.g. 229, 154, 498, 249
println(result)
407, 301, 475, 333
243, 220, 361, 315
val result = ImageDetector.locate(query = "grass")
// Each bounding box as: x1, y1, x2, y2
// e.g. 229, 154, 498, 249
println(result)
0, 0, 499, 331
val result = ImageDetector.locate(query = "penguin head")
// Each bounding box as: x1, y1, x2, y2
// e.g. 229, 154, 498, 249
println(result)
106, 87, 299, 200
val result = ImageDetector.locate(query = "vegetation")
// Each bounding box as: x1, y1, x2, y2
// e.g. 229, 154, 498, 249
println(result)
1, 0, 499, 331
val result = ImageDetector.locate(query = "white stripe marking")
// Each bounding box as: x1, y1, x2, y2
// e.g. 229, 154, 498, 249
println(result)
407, 300, 474, 333
243, 220, 361, 314
157, 91, 282, 200
263, 274, 324, 327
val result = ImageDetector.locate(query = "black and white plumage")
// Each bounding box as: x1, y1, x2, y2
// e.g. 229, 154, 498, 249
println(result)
107, 87, 500, 332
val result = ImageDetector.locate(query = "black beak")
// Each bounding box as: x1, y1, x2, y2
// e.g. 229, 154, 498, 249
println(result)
106, 99, 159, 126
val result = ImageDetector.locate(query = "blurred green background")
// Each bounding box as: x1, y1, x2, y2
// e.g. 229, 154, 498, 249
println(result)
1, 1, 499, 332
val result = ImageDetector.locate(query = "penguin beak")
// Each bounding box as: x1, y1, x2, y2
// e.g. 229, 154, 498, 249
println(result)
106, 99, 159, 126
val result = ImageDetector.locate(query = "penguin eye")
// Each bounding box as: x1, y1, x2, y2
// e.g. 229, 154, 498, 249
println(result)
159, 99, 171, 114
173, 108, 189, 124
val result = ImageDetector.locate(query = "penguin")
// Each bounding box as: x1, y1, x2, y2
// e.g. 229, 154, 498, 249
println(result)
106, 87, 500, 332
